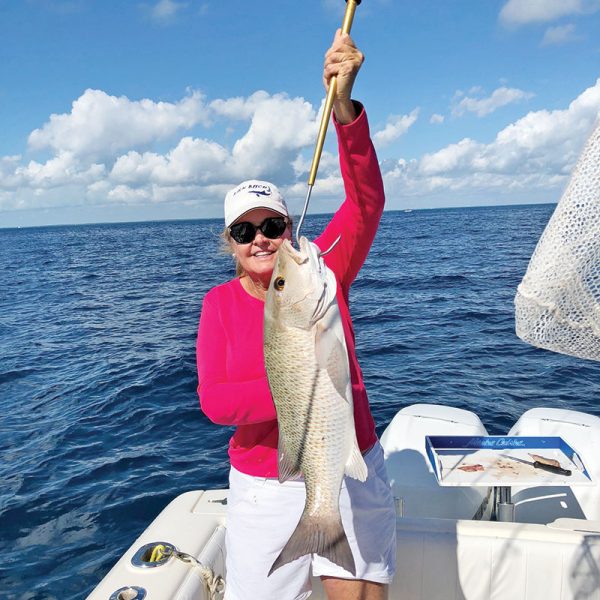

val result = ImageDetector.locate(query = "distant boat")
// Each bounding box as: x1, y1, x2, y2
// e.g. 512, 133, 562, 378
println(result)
403, 209, 413, 213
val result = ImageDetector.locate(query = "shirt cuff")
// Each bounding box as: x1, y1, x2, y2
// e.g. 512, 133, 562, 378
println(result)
333, 100, 365, 128
333, 100, 372, 153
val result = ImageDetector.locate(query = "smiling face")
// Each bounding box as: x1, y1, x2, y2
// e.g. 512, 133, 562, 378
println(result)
230, 208, 292, 285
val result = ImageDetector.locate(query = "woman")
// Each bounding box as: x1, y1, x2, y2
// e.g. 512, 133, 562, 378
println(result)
197, 31, 396, 600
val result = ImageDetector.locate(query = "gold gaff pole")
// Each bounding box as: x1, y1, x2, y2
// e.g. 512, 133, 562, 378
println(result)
295, 0, 362, 242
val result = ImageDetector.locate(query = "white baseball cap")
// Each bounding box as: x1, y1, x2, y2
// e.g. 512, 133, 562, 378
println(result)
224, 180, 288, 227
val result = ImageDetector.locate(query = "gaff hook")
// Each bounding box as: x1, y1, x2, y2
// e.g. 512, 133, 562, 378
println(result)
319, 235, 342, 257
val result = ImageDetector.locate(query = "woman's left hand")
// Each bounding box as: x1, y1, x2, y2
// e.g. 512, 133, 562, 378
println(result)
323, 29, 364, 124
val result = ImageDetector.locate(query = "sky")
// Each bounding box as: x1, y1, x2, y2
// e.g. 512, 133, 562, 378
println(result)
1, 0, 599, 228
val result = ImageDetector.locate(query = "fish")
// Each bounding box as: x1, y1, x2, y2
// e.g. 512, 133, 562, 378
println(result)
528, 453, 561, 469
263, 236, 368, 576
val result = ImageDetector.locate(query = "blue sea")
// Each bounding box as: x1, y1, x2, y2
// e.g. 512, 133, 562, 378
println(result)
1, 204, 599, 599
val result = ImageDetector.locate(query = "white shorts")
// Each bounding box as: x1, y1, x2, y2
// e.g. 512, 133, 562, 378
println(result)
224, 442, 397, 600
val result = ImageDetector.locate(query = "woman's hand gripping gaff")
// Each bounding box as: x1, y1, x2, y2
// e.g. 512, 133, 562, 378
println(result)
323, 29, 365, 125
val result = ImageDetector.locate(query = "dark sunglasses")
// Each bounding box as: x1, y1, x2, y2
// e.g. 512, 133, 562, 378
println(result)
229, 216, 288, 244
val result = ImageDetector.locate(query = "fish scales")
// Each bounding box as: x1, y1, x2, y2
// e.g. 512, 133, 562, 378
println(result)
264, 237, 368, 576
270, 329, 351, 507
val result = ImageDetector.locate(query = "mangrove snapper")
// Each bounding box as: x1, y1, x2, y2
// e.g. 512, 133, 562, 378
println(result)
264, 236, 368, 576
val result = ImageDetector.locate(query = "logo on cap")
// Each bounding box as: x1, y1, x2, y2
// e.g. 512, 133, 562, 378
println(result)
232, 182, 273, 198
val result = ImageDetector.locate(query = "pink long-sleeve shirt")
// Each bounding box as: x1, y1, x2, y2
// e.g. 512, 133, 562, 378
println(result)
196, 105, 384, 477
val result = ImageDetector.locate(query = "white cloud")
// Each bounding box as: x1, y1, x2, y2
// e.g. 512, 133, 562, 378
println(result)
499, 0, 588, 25
0, 156, 22, 189
2, 81, 600, 218
452, 87, 534, 118
373, 109, 419, 148
541, 24, 581, 46
419, 138, 481, 176
387, 79, 600, 200
0, 89, 325, 215
15, 152, 105, 188
107, 184, 152, 204
110, 137, 229, 185
28, 89, 209, 160
150, 0, 187, 22
430, 113, 445, 125
210, 91, 272, 120
228, 93, 317, 179
109, 93, 319, 193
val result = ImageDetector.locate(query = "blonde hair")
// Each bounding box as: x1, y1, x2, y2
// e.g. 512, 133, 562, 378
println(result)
219, 227, 245, 277
220, 218, 293, 278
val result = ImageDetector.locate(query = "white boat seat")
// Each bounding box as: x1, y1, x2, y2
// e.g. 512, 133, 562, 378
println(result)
380, 404, 491, 520
310, 517, 600, 600
392, 517, 600, 600
508, 408, 600, 523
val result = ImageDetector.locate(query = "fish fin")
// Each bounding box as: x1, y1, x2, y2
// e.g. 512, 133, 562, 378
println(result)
314, 320, 351, 403
277, 434, 302, 483
344, 440, 368, 482
268, 513, 356, 577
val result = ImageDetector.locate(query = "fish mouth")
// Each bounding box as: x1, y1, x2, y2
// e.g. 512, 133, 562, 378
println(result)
278, 237, 327, 266
278, 238, 308, 264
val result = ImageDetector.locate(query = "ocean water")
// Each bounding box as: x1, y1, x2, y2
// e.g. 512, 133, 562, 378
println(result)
1, 204, 599, 598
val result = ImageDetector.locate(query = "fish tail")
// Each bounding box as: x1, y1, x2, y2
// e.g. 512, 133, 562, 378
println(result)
268, 513, 356, 576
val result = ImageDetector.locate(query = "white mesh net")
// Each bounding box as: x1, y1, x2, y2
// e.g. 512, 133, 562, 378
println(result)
515, 120, 600, 362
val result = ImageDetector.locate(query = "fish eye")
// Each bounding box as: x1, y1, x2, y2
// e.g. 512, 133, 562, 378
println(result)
274, 277, 285, 291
